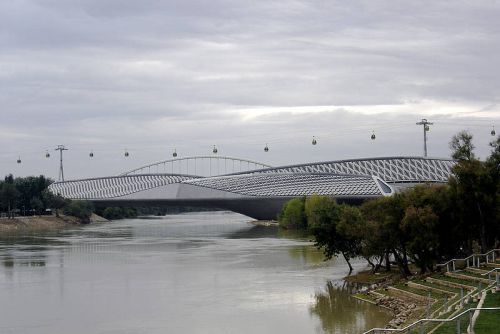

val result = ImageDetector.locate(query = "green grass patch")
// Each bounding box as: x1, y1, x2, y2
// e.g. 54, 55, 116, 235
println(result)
431, 301, 478, 334
414, 280, 460, 294
394, 283, 448, 300
459, 270, 491, 280
462, 269, 488, 276
474, 292, 500, 334
432, 274, 478, 287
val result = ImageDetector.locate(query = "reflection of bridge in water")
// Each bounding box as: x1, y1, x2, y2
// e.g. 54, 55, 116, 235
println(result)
49, 156, 455, 220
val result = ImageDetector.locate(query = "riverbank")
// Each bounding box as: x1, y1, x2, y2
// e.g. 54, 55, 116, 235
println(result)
346, 269, 424, 328
250, 220, 279, 227
349, 266, 500, 332
0, 213, 108, 234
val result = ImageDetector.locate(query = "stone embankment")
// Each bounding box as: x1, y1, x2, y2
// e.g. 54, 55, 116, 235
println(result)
372, 295, 418, 328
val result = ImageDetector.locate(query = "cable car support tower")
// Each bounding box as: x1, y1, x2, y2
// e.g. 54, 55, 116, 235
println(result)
416, 119, 433, 157
55, 145, 68, 182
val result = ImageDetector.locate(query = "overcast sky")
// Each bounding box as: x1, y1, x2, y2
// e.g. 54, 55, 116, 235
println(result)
1, 0, 500, 180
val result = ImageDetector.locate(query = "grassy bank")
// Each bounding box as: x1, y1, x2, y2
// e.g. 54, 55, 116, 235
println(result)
474, 291, 500, 333
349, 266, 500, 333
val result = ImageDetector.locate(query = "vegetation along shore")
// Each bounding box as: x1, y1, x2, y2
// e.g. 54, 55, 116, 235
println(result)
0, 174, 112, 234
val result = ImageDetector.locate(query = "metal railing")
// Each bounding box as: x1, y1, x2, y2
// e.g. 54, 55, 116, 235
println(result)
482, 267, 500, 288
362, 307, 500, 334
437, 249, 500, 272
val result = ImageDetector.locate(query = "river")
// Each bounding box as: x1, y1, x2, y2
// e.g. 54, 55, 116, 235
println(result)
0, 211, 391, 334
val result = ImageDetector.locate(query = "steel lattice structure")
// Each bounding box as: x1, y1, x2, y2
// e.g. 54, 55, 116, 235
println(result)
49, 174, 199, 199
186, 173, 392, 197
252, 157, 454, 184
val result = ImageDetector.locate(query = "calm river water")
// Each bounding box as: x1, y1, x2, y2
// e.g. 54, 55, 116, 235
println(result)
0, 212, 391, 334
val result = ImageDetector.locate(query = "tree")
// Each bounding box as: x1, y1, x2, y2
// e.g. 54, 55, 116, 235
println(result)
0, 176, 20, 218
450, 130, 475, 161
336, 205, 363, 270
44, 191, 68, 217
63, 200, 94, 223
338, 205, 385, 273
361, 195, 412, 277
401, 206, 439, 274
278, 197, 307, 229
29, 197, 44, 215
306, 196, 358, 273
485, 136, 500, 243
402, 184, 458, 261
449, 131, 498, 252
14, 175, 52, 213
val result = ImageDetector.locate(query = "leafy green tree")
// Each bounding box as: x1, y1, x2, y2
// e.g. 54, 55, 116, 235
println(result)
99, 207, 137, 220
336, 205, 363, 268
102, 207, 120, 220
63, 200, 94, 223
278, 197, 307, 229
450, 130, 475, 161
361, 195, 411, 277
306, 196, 358, 273
402, 184, 458, 260
337, 205, 385, 273
0, 175, 20, 217
45, 191, 68, 217
401, 205, 439, 274
29, 197, 44, 215
14, 175, 52, 213
449, 131, 498, 252
485, 136, 500, 241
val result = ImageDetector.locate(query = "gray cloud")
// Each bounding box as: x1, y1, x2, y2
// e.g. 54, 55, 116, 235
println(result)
1, 0, 499, 179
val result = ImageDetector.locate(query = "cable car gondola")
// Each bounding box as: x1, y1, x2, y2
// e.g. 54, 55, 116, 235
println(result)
312, 136, 317, 145
173, 149, 177, 158
264, 144, 269, 152
17, 156, 21, 164
491, 126, 496, 136
124, 149, 129, 157
371, 131, 376, 140
89, 151, 94, 158
45, 151, 50, 158
213, 145, 218, 154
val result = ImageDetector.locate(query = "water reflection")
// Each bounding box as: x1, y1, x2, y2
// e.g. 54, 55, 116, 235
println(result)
310, 281, 392, 333
288, 245, 325, 264
227, 224, 279, 238
2, 255, 14, 267
0, 236, 51, 269
0, 212, 391, 334
1, 252, 47, 267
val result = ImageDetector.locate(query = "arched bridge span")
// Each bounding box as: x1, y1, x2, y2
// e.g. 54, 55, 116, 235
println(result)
121, 156, 272, 177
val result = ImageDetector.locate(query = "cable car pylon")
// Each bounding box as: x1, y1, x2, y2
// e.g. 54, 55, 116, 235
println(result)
55, 145, 68, 181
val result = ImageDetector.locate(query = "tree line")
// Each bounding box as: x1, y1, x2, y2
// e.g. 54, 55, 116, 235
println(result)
0, 174, 94, 223
0, 174, 141, 222
0, 174, 57, 216
278, 131, 500, 277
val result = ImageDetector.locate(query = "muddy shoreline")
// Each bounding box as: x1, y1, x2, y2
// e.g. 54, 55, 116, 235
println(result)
0, 214, 108, 234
